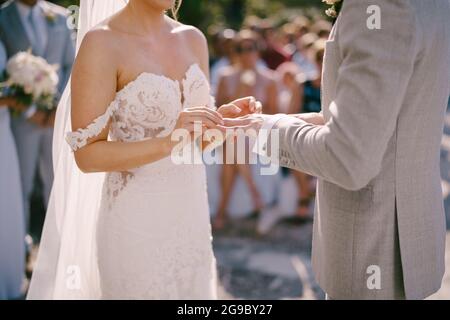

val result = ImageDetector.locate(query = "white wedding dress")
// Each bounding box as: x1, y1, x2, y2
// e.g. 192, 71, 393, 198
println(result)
64, 64, 217, 299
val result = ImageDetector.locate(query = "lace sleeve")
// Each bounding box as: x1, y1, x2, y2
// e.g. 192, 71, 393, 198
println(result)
65, 101, 118, 151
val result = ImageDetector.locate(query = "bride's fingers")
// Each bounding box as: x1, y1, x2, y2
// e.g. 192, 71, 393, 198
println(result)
183, 123, 227, 135
185, 117, 223, 130
185, 107, 224, 120
184, 110, 224, 125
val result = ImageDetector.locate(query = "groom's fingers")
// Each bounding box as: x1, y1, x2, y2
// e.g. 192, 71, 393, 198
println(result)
248, 97, 257, 113
186, 117, 225, 131
233, 96, 256, 114
254, 101, 262, 114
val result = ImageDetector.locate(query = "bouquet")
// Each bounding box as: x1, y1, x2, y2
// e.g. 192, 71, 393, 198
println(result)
0, 50, 59, 114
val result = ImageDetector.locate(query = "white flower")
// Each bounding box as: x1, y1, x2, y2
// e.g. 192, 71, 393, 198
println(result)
6, 51, 59, 100
325, 7, 338, 17
323, 0, 342, 17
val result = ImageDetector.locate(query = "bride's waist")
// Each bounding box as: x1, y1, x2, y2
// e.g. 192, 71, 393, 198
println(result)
110, 157, 206, 192
132, 156, 204, 173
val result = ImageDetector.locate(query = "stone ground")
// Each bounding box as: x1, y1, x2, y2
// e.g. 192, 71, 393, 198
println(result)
214, 105, 450, 300
213, 217, 323, 300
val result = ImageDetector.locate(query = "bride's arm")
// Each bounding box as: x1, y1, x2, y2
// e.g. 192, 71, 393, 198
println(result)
71, 30, 222, 173
71, 30, 175, 173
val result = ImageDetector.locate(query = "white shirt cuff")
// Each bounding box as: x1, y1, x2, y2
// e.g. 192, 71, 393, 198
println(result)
252, 113, 289, 159
24, 104, 37, 119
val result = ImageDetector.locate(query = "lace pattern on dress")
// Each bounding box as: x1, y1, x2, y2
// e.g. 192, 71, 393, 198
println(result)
103, 171, 134, 209
109, 73, 182, 142
65, 99, 120, 152
66, 64, 214, 204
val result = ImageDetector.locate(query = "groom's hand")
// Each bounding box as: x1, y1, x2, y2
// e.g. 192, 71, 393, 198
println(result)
217, 96, 262, 119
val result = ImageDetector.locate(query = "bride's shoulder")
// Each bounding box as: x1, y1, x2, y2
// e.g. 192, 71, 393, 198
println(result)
75, 26, 121, 72
79, 25, 120, 56
83, 22, 117, 43
169, 19, 207, 50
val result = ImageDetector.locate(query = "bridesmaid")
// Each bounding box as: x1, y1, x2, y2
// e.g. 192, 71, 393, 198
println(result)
0, 41, 26, 300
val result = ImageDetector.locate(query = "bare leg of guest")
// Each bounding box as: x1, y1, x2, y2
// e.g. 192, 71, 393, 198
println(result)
214, 163, 237, 230
293, 171, 312, 218
237, 164, 264, 213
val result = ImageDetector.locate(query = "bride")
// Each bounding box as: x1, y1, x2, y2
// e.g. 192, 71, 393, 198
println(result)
27, 0, 258, 299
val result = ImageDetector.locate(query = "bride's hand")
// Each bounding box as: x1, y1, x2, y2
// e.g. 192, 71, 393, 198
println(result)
0, 96, 27, 112
217, 96, 262, 119
174, 106, 225, 134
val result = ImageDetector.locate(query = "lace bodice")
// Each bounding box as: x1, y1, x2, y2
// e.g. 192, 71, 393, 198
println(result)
66, 63, 215, 150
66, 63, 215, 206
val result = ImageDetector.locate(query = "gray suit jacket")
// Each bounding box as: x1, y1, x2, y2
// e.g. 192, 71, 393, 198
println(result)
265, 0, 450, 299
0, 0, 75, 95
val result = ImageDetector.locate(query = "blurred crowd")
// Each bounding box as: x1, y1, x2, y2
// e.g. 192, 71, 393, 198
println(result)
207, 15, 331, 231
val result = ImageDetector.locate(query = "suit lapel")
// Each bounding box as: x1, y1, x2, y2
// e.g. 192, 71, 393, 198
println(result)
6, 2, 32, 51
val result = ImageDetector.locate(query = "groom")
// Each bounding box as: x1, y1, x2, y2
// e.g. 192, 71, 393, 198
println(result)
0, 0, 75, 229
229, 0, 450, 299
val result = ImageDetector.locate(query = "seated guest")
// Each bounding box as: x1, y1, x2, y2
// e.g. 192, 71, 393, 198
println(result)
292, 33, 320, 82
214, 30, 278, 229
292, 40, 325, 218
259, 21, 292, 70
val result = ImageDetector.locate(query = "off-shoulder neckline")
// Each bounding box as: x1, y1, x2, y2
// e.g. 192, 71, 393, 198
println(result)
115, 63, 203, 98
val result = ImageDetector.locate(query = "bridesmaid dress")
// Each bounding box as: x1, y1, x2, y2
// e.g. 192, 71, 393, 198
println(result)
0, 42, 25, 300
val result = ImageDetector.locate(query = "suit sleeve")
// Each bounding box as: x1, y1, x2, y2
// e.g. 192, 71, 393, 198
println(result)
266, 0, 417, 191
